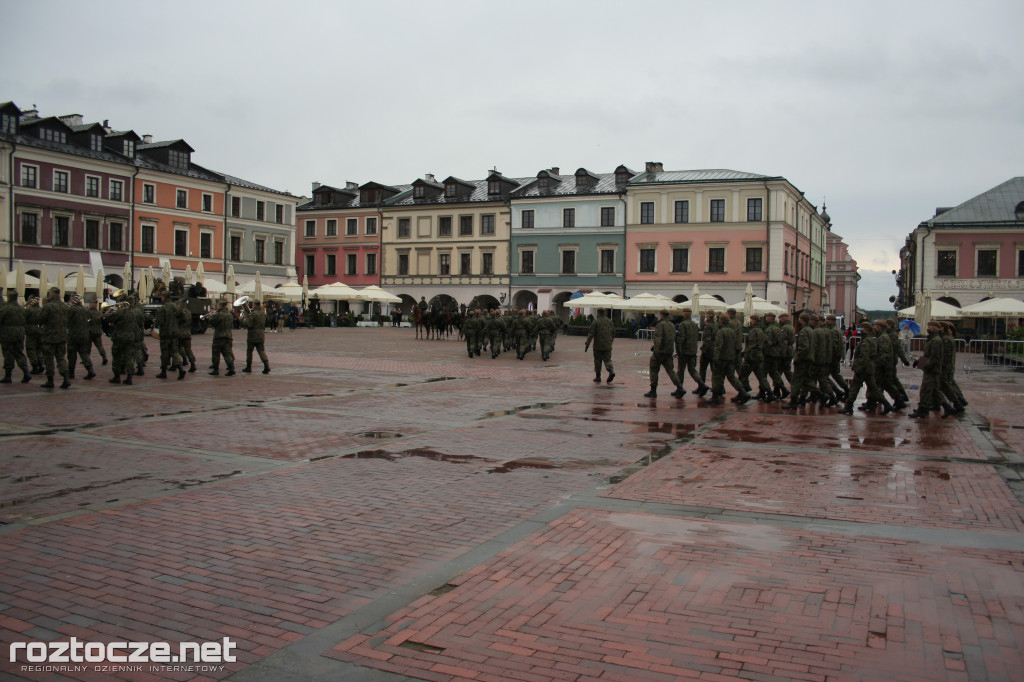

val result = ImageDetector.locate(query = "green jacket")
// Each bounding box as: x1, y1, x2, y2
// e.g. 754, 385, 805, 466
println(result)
675, 317, 700, 356
921, 331, 943, 375
651, 318, 676, 357
208, 309, 234, 340
714, 323, 737, 363
851, 333, 876, 375
66, 304, 91, 343
39, 298, 69, 344
586, 316, 615, 352
0, 301, 28, 342
245, 309, 267, 343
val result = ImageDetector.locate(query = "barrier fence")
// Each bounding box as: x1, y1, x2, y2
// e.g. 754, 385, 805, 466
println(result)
905, 338, 1024, 372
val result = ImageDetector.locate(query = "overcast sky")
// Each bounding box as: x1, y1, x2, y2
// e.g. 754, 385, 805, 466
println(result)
4, 0, 1022, 309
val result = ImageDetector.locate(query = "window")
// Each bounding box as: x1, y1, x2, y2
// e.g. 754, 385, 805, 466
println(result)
345, 253, 356, 275
481, 215, 495, 235
110, 180, 123, 202
977, 249, 997, 277
439, 253, 451, 275
123, 139, 134, 157
230, 235, 242, 261
86, 176, 100, 198
54, 170, 69, 193
176, 189, 187, 209
481, 252, 493, 275
414, 185, 425, 199
305, 220, 316, 238
90, 134, 103, 152
365, 253, 377, 275
168, 149, 189, 169
398, 253, 409, 275
20, 213, 38, 244
256, 201, 265, 221
202, 194, 213, 213
141, 225, 155, 253
328, 254, 338, 276
747, 198, 763, 222
640, 248, 656, 273
231, 196, 241, 217
745, 247, 763, 272
398, 218, 411, 238
459, 216, 473, 236
21, 165, 37, 188
710, 199, 725, 222
304, 254, 316, 277
0, 112, 16, 134
600, 249, 615, 274
200, 233, 212, 259
39, 128, 66, 143
439, 216, 452, 237
143, 183, 155, 204
275, 204, 284, 224
109, 222, 123, 251
937, 250, 957, 277
521, 210, 535, 229
561, 250, 576, 274
600, 207, 615, 227
521, 250, 535, 274
563, 208, 575, 228
674, 200, 689, 223
85, 219, 100, 249
708, 247, 725, 272
345, 219, 356, 236
365, 217, 377, 235
255, 239, 265, 264
326, 219, 338, 237
445, 183, 457, 198
672, 247, 689, 273
274, 241, 284, 265
488, 179, 501, 195
460, 252, 472, 274
640, 202, 654, 224
1019, 249, 1024, 278
174, 229, 188, 257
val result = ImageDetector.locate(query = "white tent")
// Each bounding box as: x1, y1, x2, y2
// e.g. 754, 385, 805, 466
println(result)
958, 297, 1024, 318
728, 296, 787, 316
900, 299, 961, 319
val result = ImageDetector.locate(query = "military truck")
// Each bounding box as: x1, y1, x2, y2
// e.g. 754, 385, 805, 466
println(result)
142, 279, 213, 334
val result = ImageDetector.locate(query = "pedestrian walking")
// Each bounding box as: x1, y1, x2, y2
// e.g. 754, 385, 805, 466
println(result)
585, 308, 615, 383
644, 310, 684, 399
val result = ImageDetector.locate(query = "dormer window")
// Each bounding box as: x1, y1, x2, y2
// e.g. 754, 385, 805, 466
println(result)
575, 171, 594, 188
39, 128, 67, 143
0, 113, 16, 135
539, 177, 549, 191
414, 185, 425, 199
445, 183, 456, 198
316, 191, 332, 206
123, 139, 135, 157
488, 179, 501, 195
361, 189, 380, 204
168, 148, 189, 169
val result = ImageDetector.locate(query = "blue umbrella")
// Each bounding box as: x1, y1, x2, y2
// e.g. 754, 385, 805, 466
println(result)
900, 319, 921, 335
569, 291, 584, 299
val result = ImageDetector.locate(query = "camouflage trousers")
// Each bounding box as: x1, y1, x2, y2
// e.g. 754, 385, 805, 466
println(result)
41, 340, 69, 378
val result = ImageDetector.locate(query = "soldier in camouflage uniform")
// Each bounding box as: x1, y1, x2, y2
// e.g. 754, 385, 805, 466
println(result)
777, 312, 795, 390
131, 294, 147, 376
939, 321, 966, 413
763, 312, 788, 399
38, 287, 71, 389
872, 319, 905, 410
738, 313, 772, 402
675, 307, 708, 395
485, 309, 504, 359
155, 291, 185, 380
645, 310, 684, 399
463, 309, 481, 358
825, 315, 849, 399
512, 309, 530, 360
909, 320, 954, 419
538, 310, 559, 361
838, 320, 888, 414
0, 292, 32, 384
106, 298, 137, 385
86, 299, 108, 365
783, 313, 814, 408
885, 318, 911, 403
66, 296, 96, 380
176, 298, 197, 373
697, 309, 718, 395
810, 316, 837, 406
710, 311, 746, 405
242, 300, 270, 374
24, 298, 43, 374
207, 300, 236, 376
585, 308, 615, 383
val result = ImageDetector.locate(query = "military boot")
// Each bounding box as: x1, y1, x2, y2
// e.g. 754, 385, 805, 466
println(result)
109, 374, 121, 384
84, 367, 96, 380
209, 367, 220, 375
671, 384, 686, 398
694, 384, 710, 398
594, 372, 602, 383
156, 368, 168, 379
907, 407, 928, 419
878, 398, 893, 415
606, 372, 615, 384
189, 362, 197, 373
242, 365, 252, 373
123, 373, 133, 385
941, 403, 957, 419
21, 369, 31, 383
0, 369, 11, 384
262, 364, 271, 374
225, 366, 236, 376
643, 387, 657, 398
177, 365, 187, 380
60, 374, 71, 389
41, 375, 55, 388
837, 403, 854, 415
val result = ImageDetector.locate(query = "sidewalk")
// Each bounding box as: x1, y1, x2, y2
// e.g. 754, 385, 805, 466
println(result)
1, 328, 1022, 681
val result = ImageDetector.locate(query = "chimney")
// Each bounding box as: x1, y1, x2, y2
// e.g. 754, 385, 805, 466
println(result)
59, 114, 84, 126
549, 167, 559, 175
645, 161, 663, 173
142, 134, 153, 144
425, 173, 435, 183
346, 181, 358, 190
934, 207, 953, 217
22, 107, 39, 119
102, 119, 111, 133
312, 182, 322, 190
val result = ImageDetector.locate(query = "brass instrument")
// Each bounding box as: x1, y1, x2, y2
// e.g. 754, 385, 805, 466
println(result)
233, 295, 252, 320
100, 301, 131, 317
23, 296, 40, 308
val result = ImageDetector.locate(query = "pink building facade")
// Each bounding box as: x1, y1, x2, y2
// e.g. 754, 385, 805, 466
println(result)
824, 215, 859, 323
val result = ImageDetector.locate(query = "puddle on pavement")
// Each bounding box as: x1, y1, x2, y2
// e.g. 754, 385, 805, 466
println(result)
360, 431, 402, 440
914, 468, 952, 480
488, 457, 560, 474
479, 402, 561, 419
344, 448, 488, 465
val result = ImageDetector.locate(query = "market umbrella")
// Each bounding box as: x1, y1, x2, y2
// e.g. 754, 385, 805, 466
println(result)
302, 273, 309, 306
122, 261, 132, 292
201, 278, 227, 295
268, 283, 305, 302
728, 296, 786, 316
195, 261, 206, 284
914, 291, 932, 330
94, 268, 105, 303
0, 264, 5, 299
691, 294, 728, 312
57, 268, 66, 300
690, 283, 701, 318
254, 271, 263, 302
236, 279, 260, 295
900, 319, 921, 335
74, 265, 86, 298
355, 285, 402, 304
38, 264, 48, 298
16, 261, 28, 301
742, 283, 754, 326
314, 281, 362, 301
958, 297, 1024, 317
226, 265, 236, 298
184, 264, 194, 285
614, 292, 682, 313
162, 261, 172, 287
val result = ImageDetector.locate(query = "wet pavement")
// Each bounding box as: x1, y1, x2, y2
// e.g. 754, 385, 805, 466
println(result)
1, 328, 1023, 681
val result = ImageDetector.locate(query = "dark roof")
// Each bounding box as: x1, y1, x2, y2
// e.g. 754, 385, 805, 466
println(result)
923, 177, 1024, 226
218, 171, 296, 197
138, 139, 195, 153
512, 169, 626, 198
6, 130, 136, 166
388, 177, 530, 207
298, 184, 412, 211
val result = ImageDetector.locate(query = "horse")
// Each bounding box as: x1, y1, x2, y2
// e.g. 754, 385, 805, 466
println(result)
412, 305, 431, 340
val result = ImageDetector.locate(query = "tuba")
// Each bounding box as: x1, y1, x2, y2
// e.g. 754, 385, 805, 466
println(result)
233, 295, 252, 319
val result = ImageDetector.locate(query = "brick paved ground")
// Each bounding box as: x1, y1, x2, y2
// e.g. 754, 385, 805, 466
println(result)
0, 327, 1021, 682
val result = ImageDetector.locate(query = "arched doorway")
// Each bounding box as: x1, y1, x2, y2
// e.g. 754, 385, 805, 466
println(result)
938, 296, 962, 308
398, 294, 418, 315
469, 294, 499, 311
551, 291, 575, 323
512, 290, 538, 312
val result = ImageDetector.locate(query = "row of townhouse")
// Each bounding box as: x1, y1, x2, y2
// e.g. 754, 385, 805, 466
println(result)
0, 101, 300, 292
298, 162, 852, 317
